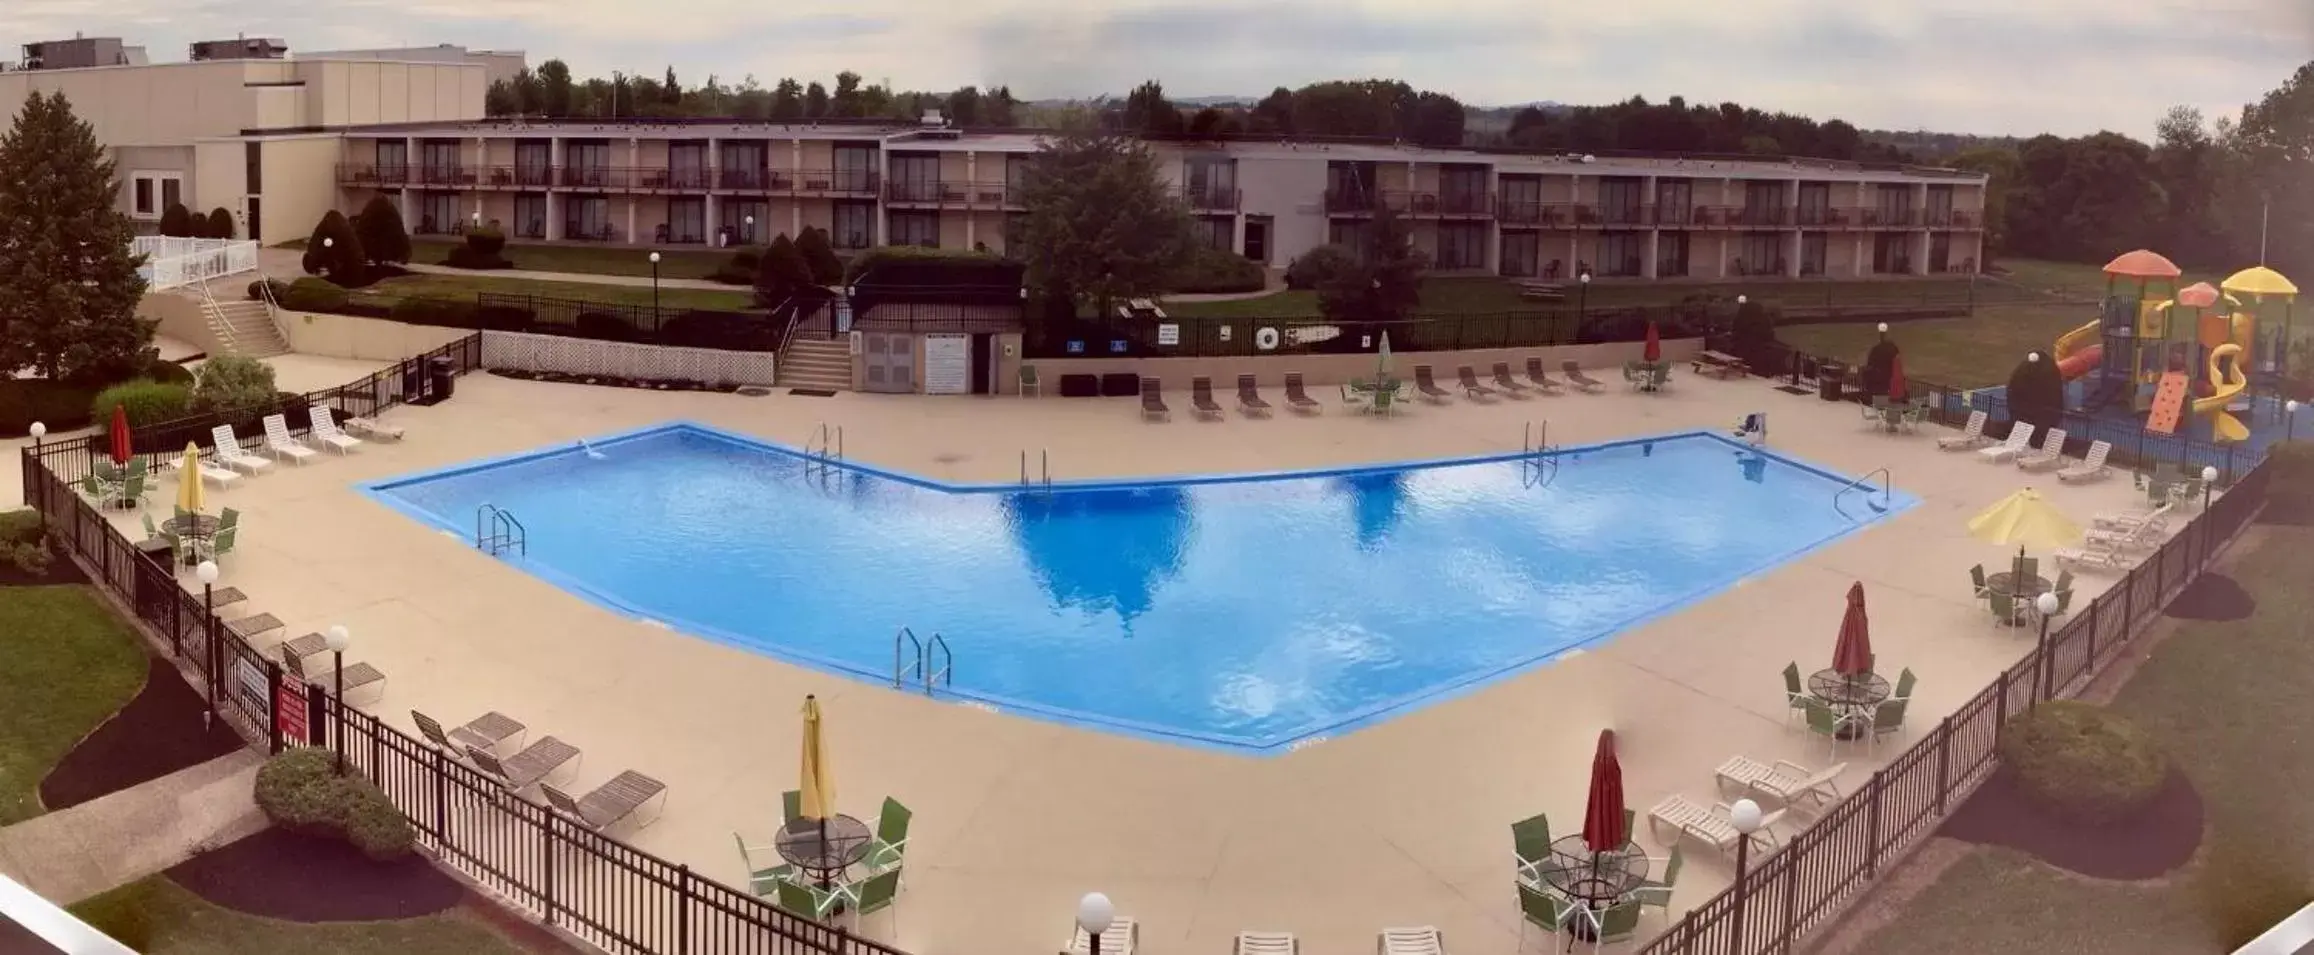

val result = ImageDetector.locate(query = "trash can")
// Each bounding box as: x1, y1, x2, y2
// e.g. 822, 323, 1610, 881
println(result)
1817, 361, 1848, 402
428, 356, 457, 403
133, 538, 175, 620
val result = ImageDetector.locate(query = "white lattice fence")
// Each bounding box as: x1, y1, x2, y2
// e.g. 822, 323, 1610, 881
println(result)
480, 331, 780, 385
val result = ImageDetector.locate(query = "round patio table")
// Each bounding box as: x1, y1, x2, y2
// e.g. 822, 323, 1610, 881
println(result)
1533, 834, 1650, 942
163, 514, 220, 566
1809, 669, 1891, 739
774, 814, 872, 888
1985, 571, 2053, 628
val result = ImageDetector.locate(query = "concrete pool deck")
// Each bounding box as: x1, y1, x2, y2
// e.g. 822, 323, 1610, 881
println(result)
82, 369, 2155, 954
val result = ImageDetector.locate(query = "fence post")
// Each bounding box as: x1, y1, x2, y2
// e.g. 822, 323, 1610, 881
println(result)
267, 661, 283, 754
1931, 717, 1952, 814
676, 864, 692, 955
433, 745, 449, 842
1864, 774, 1885, 878
169, 580, 183, 657
2084, 599, 2100, 671
542, 811, 558, 926
1779, 846, 1802, 955
1992, 668, 2008, 741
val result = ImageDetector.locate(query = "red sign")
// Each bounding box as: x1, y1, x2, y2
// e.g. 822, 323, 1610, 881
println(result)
275, 680, 309, 744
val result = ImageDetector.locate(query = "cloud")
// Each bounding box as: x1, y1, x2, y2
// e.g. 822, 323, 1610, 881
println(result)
0, 0, 2303, 137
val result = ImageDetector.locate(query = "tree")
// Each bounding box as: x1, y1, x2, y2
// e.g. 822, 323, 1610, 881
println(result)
537, 59, 574, 117
804, 82, 830, 118
797, 227, 844, 286
1187, 107, 1242, 138
353, 195, 411, 266
770, 79, 804, 119
206, 207, 234, 240
0, 91, 152, 382
984, 86, 1019, 127
1318, 207, 1427, 325
1249, 87, 1295, 134
1121, 81, 1182, 135
753, 233, 811, 308
158, 202, 196, 237
946, 86, 982, 125
300, 210, 368, 285
832, 72, 863, 117
1016, 132, 1196, 317
1407, 91, 1466, 146
661, 67, 682, 105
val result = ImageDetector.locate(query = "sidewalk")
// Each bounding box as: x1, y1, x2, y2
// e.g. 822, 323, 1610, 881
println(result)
0, 749, 265, 906
401, 262, 734, 291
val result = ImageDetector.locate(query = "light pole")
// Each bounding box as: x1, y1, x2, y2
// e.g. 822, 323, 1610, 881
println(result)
1075, 892, 1115, 955
648, 250, 662, 328
1577, 270, 1592, 320
27, 420, 43, 456
197, 560, 220, 726
1728, 798, 1765, 945
744, 214, 755, 246
2287, 400, 2301, 441
26, 422, 43, 529
2201, 465, 2219, 512
2033, 591, 2061, 702
324, 624, 350, 774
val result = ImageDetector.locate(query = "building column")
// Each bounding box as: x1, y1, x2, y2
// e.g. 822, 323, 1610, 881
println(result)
963, 152, 978, 249
1785, 178, 1801, 276
1641, 175, 1658, 278
791, 141, 805, 238
707, 195, 720, 245
706, 136, 721, 243
626, 138, 641, 244
545, 137, 564, 239
1854, 235, 1867, 277
1914, 183, 1931, 274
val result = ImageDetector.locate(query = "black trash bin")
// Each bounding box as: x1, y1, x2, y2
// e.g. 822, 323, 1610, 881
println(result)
1817, 361, 1848, 402
133, 538, 175, 619
428, 356, 456, 404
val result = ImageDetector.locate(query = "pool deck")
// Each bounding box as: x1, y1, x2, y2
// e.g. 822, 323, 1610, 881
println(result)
81, 369, 2155, 954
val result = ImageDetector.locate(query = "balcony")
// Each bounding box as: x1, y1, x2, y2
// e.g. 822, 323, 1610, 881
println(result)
885, 180, 1012, 208
1727, 206, 1793, 228
1324, 188, 1378, 215
1795, 207, 1850, 227
1923, 209, 1979, 229
1496, 198, 1556, 226
337, 163, 408, 187
1182, 185, 1241, 211
1597, 204, 1649, 227
632, 168, 716, 192
1860, 208, 1919, 229
1380, 190, 1496, 217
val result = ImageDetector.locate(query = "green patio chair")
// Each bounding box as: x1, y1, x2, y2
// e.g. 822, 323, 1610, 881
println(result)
79, 474, 104, 500
1803, 697, 1850, 751
732, 833, 793, 897
772, 877, 844, 921
782, 789, 800, 824
94, 461, 121, 483
219, 507, 240, 530
202, 527, 237, 563
2052, 588, 2075, 614
1987, 591, 2015, 626
2018, 556, 2040, 583
847, 867, 902, 934
121, 474, 148, 507
1371, 387, 1396, 417
1623, 807, 1636, 840
1892, 668, 1916, 701
1782, 663, 1808, 725
126, 458, 147, 480
1968, 563, 1989, 600
2054, 568, 2075, 596
1871, 697, 1910, 746
1648, 363, 1672, 390
1595, 899, 1644, 943
1516, 883, 1577, 946
1511, 812, 1551, 881
867, 796, 911, 871
1018, 363, 1039, 398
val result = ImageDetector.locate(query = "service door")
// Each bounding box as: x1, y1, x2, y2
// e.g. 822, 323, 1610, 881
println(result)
863, 332, 915, 393
922, 333, 971, 395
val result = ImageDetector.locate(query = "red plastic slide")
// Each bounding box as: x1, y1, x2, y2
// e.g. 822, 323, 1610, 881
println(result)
2057, 344, 2103, 381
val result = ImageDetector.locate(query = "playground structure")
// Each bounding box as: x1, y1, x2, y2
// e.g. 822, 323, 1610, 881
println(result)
2048, 249, 2299, 445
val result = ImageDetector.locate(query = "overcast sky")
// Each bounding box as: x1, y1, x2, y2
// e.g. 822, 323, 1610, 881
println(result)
5, 0, 2308, 139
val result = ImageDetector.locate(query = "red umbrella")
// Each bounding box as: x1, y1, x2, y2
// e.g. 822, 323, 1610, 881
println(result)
1833, 582, 1874, 675
1641, 322, 1662, 363
1581, 730, 1629, 852
108, 404, 131, 466
1887, 355, 1909, 403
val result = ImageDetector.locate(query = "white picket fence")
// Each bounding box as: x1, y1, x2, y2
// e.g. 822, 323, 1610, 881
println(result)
134, 237, 259, 290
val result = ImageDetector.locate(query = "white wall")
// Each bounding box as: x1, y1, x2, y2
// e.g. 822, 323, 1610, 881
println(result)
1238, 156, 1329, 266
481, 331, 779, 385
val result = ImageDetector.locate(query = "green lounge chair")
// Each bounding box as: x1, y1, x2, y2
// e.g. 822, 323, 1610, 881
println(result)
782, 789, 801, 824
1595, 899, 1644, 943
867, 796, 911, 870
1511, 812, 1551, 882
732, 833, 793, 897
1516, 883, 1576, 947
1782, 663, 1808, 725
773, 877, 844, 921
847, 867, 902, 934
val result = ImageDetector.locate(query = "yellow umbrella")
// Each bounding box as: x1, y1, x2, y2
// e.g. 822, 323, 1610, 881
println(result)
797, 694, 834, 823
176, 442, 205, 515
1968, 488, 2081, 582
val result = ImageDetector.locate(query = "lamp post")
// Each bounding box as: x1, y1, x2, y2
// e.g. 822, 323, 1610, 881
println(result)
1728, 798, 1765, 945
324, 625, 350, 774
744, 214, 755, 246
2033, 591, 2061, 702
648, 251, 662, 328
197, 560, 220, 726
1075, 892, 1115, 955
2287, 400, 2301, 441
1577, 270, 1592, 320
2201, 465, 2219, 512
27, 420, 43, 456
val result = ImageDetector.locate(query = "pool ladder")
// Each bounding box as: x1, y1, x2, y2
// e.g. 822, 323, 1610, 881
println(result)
1521, 421, 1561, 489
803, 423, 844, 479
1833, 467, 1893, 520
1020, 449, 1051, 491
475, 504, 526, 557
893, 627, 952, 696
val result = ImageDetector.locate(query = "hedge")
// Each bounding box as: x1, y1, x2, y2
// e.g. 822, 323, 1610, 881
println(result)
90, 380, 192, 439
252, 748, 414, 860
0, 380, 99, 437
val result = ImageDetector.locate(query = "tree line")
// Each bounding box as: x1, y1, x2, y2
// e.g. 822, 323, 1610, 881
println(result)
486, 62, 1024, 127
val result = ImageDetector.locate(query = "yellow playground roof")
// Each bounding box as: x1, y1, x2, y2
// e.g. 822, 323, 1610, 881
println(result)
2222, 266, 2298, 299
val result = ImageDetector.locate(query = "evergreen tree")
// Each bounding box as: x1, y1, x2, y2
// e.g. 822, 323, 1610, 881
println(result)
753, 233, 811, 308
354, 195, 411, 265
300, 210, 368, 285
1016, 132, 1196, 317
797, 227, 844, 286
0, 91, 152, 381
159, 202, 196, 237
206, 208, 235, 240
1318, 207, 1427, 325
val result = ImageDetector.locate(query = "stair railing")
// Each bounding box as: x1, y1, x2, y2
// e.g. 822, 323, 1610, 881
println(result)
253, 276, 293, 351
194, 278, 240, 353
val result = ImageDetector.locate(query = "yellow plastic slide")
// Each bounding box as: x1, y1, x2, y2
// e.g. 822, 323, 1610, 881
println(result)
2053, 319, 2103, 380
2196, 342, 2249, 443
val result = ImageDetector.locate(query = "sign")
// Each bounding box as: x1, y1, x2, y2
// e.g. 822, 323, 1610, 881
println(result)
1108, 340, 1128, 354
1218, 326, 1232, 342
1156, 324, 1180, 347
274, 679, 309, 744
235, 658, 267, 710
1067, 340, 1086, 354
847, 330, 864, 356
921, 334, 971, 395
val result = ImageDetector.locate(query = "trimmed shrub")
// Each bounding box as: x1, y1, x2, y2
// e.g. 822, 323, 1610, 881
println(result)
798, 227, 844, 285
0, 380, 100, 437
466, 223, 507, 258
473, 303, 535, 331
300, 210, 369, 286
252, 748, 415, 861
442, 224, 511, 269
1862, 338, 1901, 396
90, 380, 192, 437
1169, 246, 1266, 294
710, 246, 763, 285
663, 309, 779, 351
1729, 298, 1781, 364
754, 234, 811, 309
2006, 350, 2067, 433
206, 207, 235, 240
841, 243, 1009, 283
279, 277, 350, 314
145, 357, 196, 387
191, 354, 279, 415
1284, 244, 1358, 291
0, 508, 54, 577
388, 297, 478, 329
353, 195, 411, 265
574, 312, 636, 341
247, 277, 291, 302
158, 203, 196, 238
1999, 700, 2170, 826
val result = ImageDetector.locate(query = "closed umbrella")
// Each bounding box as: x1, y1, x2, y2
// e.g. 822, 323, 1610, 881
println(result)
176, 442, 204, 516
1581, 730, 1628, 852
1833, 582, 1873, 676
1642, 322, 1661, 363
108, 405, 131, 467
798, 694, 833, 822
1886, 355, 1908, 404
1376, 330, 1394, 385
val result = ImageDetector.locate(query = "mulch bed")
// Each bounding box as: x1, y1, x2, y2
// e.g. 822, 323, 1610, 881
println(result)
488, 368, 745, 394
167, 828, 464, 922
2162, 573, 2256, 621
1940, 767, 2204, 880
0, 547, 90, 587
2254, 496, 2314, 526
38, 657, 247, 812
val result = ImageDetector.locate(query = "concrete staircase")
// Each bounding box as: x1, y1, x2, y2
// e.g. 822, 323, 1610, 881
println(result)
201, 290, 290, 358
778, 336, 852, 392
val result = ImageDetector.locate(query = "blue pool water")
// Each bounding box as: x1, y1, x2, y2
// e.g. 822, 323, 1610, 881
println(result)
366, 424, 1913, 754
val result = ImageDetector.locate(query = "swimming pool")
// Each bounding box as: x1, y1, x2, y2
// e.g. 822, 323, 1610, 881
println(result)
366, 424, 1913, 754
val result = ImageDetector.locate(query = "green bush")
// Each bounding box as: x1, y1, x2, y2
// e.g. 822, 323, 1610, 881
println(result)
206, 207, 235, 241
299, 210, 369, 286
574, 312, 635, 341
191, 354, 279, 414
711, 246, 763, 285
1168, 246, 1266, 294
158, 203, 196, 238
2006, 350, 2067, 434
1999, 700, 2170, 826
465, 223, 507, 258
754, 234, 811, 308
247, 277, 290, 302
841, 244, 1008, 283
0, 379, 99, 436
797, 227, 844, 285
353, 195, 411, 265
252, 748, 415, 861
1284, 244, 1358, 291
0, 509, 40, 545
67, 880, 155, 951
279, 277, 350, 313
388, 297, 478, 329
90, 380, 191, 436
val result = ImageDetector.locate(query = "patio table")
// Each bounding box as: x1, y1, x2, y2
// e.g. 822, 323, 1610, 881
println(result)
1808, 669, 1891, 739
163, 514, 220, 566
1533, 834, 1650, 944
1985, 571, 2053, 627
775, 814, 872, 890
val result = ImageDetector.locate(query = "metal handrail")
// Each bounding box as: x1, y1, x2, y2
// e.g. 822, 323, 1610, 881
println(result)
254, 276, 293, 350
1020, 449, 1049, 489
474, 504, 527, 556
925, 634, 952, 696
1833, 467, 1893, 519
892, 627, 923, 689
194, 278, 238, 352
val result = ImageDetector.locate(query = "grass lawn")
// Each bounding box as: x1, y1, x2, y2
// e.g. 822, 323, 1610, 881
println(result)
1994, 257, 2232, 300
357, 272, 758, 312
1851, 523, 2314, 955
70, 878, 537, 955
0, 585, 149, 826
406, 239, 734, 281
1162, 274, 2015, 319
1778, 302, 2102, 389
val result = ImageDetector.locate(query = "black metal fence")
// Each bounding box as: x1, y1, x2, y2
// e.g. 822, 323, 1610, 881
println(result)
18, 339, 909, 955
1024, 306, 1708, 359
293, 285, 784, 353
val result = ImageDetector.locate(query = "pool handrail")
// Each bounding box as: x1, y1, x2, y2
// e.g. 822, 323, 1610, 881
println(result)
1832, 466, 1893, 519
893, 626, 923, 689
925, 633, 952, 696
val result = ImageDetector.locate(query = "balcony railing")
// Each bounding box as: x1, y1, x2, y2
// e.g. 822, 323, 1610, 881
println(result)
1324, 188, 1378, 214
338, 163, 881, 195
1379, 190, 1496, 217
1182, 185, 1241, 211
1861, 208, 1920, 228
1728, 206, 1793, 227
884, 180, 1012, 207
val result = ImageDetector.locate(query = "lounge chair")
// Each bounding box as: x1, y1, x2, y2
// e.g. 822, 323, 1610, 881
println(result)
2015, 427, 2070, 471
1139, 377, 1170, 422
343, 415, 405, 441
285, 647, 387, 701
2058, 441, 2113, 483
466, 737, 581, 792
225, 612, 284, 641
1378, 926, 1444, 955
1561, 360, 1606, 393
2093, 502, 2172, 532
1235, 375, 1273, 417
1978, 422, 2035, 463
170, 454, 242, 488
2085, 516, 2162, 552
1412, 365, 1455, 403
1062, 916, 1139, 955
734, 833, 795, 896
1281, 374, 1323, 415
1234, 931, 1298, 955
1524, 357, 1566, 393
209, 426, 273, 474
2056, 540, 2132, 572
411, 709, 526, 756
1714, 756, 1847, 807
261, 414, 318, 465
1517, 884, 1578, 948
1190, 376, 1226, 420
542, 770, 668, 832
1455, 366, 1497, 400
1937, 410, 1992, 451
1490, 362, 1532, 398
1647, 794, 1784, 858
308, 405, 366, 453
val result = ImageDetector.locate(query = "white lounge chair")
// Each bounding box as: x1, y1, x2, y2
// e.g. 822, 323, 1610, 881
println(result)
261, 414, 318, 464
209, 425, 273, 475
2085, 516, 2162, 552
2058, 441, 2113, 483
1936, 410, 1992, 451
1234, 931, 1299, 955
1061, 916, 1138, 955
169, 455, 241, 488
1378, 926, 1444, 955
2093, 502, 2173, 532
308, 405, 365, 454
344, 414, 405, 441
2056, 540, 2133, 572
1978, 422, 2036, 463
1714, 756, 1848, 808
1648, 794, 1784, 858
2015, 427, 2070, 472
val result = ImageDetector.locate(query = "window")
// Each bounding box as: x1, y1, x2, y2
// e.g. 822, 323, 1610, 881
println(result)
1500, 231, 1539, 277
1742, 182, 1787, 226
1499, 175, 1542, 223
245, 142, 262, 195
1437, 223, 1487, 269
1191, 216, 1233, 251
1874, 185, 1914, 226
567, 196, 611, 240
375, 140, 407, 179
833, 201, 875, 249
1930, 232, 1952, 272
1656, 232, 1691, 278
1183, 157, 1236, 208
726, 200, 769, 243
1006, 155, 1033, 193
718, 142, 767, 189
417, 193, 460, 235
420, 140, 461, 184
888, 210, 939, 247
566, 142, 611, 187
1327, 162, 1376, 211
1440, 165, 1489, 215
127, 172, 182, 219
1655, 179, 1693, 225
1327, 220, 1373, 261
1598, 177, 1643, 225
1873, 234, 1910, 274
1738, 232, 1783, 275
888, 154, 940, 202
833, 144, 878, 192
132, 178, 154, 217
513, 194, 547, 238
1800, 233, 1829, 275
1926, 185, 1955, 225
668, 143, 708, 190
1595, 232, 1644, 277
1796, 183, 1832, 225
665, 197, 706, 243
514, 141, 551, 186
